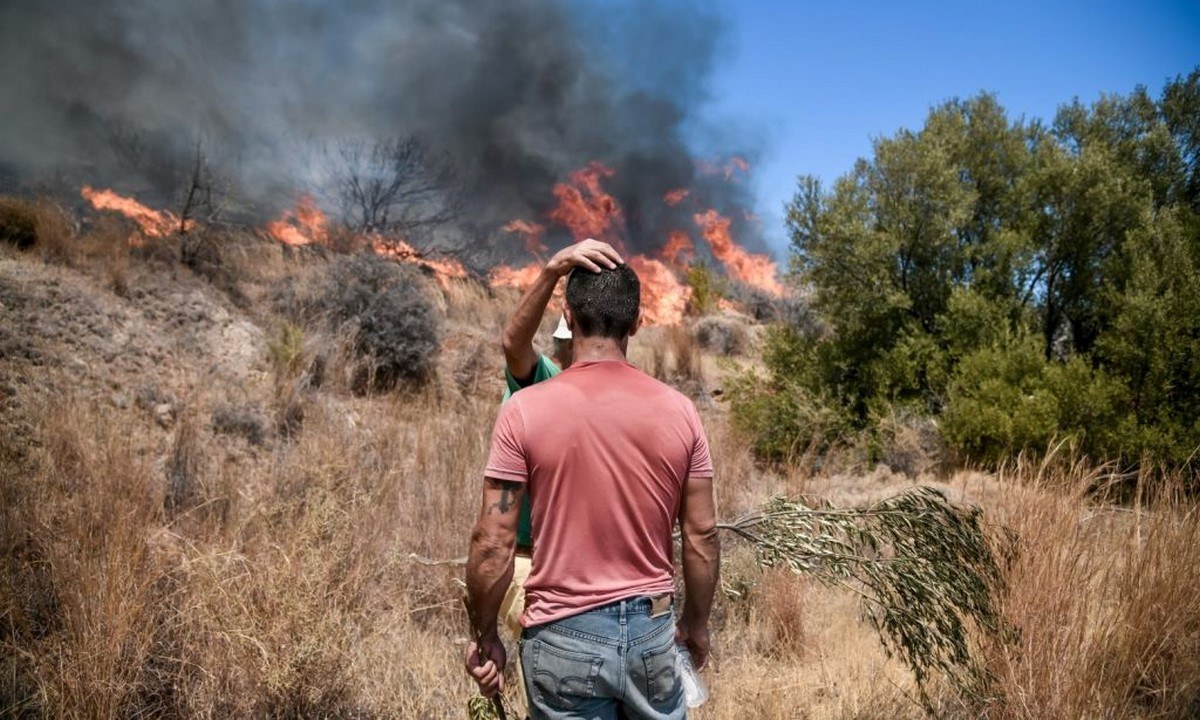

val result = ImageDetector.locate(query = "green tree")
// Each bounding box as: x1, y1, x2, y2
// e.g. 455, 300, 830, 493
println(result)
754, 71, 1200, 472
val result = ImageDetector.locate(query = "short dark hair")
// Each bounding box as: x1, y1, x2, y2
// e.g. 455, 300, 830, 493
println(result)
565, 264, 640, 339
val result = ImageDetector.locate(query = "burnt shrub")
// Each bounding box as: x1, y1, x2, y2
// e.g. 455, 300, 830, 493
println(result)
724, 281, 778, 321
320, 252, 439, 391
695, 316, 749, 356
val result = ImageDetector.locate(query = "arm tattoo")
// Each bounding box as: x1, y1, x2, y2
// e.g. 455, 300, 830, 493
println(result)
486, 480, 524, 515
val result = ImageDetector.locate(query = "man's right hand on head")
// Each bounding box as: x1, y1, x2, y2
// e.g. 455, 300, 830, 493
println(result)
674, 621, 711, 670
464, 634, 507, 698
545, 238, 623, 277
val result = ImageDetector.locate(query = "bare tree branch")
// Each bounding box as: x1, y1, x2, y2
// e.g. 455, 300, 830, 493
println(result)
327, 136, 463, 237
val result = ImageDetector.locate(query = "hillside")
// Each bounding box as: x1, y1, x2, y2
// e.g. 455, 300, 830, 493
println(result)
2, 215, 1198, 719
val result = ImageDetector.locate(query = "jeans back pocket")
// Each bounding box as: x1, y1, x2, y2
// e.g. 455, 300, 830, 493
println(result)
525, 637, 604, 710
634, 637, 681, 708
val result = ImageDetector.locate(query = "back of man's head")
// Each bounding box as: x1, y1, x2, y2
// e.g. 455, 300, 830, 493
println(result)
565, 264, 640, 339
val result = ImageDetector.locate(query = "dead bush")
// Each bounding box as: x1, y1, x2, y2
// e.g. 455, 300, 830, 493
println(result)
0, 197, 75, 260
974, 464, 1200, 718
668, 324, 703, 385
695, 316, 749, 356
319, 253, 440, 391
872, 408, 944, 477
0, 197, 38, 249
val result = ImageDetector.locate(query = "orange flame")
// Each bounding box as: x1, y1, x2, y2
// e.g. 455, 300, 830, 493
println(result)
548, 162, 625, 253
489, 262, 544, 290
697, 156, 750, 181
663, 188, 690, 206
693, 209, 783, 297
490, 255, 690, 327
659, 230, 694, 267
267, 195, 329, 246
503, 219, 548, 256
491, 162, 695, 326
628, 256, 691, 327
370, 236, 468, 290
81, 186, 190, 237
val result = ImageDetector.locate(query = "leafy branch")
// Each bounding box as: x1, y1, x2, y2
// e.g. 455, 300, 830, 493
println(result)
720, 486, 1014, 703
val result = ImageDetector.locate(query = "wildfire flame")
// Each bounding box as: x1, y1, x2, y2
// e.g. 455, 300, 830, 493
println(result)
267, 195, 329, 246
697, 156, 750, 181
663, 188, 690, 206
261, 196, 468, 287
81, 186, 190, 237
693, 209, 783, 297
628, 256, 691, 327
489, 262, 544, 290
79, 156, 779, 325
548, 162, 626, 254
503, 219, 547, 256
371, 236, 468, 290
490, 160, 783, 325
659, 230, 694, 267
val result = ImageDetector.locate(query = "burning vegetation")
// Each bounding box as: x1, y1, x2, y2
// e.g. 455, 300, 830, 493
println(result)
77, 156, 785, 327
11, 0, 786, 328
81, 186, 193, 239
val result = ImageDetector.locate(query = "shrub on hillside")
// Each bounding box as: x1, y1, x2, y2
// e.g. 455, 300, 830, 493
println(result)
869, 406, 944, 477
724, 281, 779, 322
0, 197, 37, 249
726, 325, 851, 462
685, 263, 724, 315
940, 337, 1130, 466
695, 316, 748, 356
0, 197, 73, 259
320, 252, 439, 390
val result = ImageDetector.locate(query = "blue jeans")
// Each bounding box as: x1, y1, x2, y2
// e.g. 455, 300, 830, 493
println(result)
520, 596, 686, 720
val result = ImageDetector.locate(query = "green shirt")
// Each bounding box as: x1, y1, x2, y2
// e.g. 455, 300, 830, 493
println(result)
502, 354, 561, 547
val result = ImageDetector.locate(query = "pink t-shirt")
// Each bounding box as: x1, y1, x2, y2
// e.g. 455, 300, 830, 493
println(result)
485, 358, 714, 627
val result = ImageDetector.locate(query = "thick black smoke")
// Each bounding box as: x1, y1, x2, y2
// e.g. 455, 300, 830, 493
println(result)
0, 0, 761, 257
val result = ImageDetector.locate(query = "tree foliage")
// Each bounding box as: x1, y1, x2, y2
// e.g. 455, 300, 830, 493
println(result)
746, 70, 1200, 472
723, 486, 1012, 705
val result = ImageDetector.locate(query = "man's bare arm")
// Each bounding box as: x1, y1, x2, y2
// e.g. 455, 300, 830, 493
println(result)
502, 239, 623, 382
677, 474, 720, 669
465, 476, 527, 639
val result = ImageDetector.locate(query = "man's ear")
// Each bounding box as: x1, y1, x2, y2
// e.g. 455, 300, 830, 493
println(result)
628, 308, 642, 338
564, 305, 576, 333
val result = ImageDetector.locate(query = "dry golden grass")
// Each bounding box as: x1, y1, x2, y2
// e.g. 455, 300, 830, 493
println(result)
1, 232, 1198, 719
966, 460, 1200, 719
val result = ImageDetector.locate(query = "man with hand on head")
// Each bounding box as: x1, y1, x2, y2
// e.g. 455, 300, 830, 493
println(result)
466, 261, 720, 720
497, 238, 624, 709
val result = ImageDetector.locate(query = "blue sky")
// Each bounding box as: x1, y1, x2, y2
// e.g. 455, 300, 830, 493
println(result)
697, 0, 1200, 254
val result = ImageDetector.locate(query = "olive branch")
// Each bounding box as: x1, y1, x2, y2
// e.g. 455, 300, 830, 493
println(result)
720, 486, 1014, 703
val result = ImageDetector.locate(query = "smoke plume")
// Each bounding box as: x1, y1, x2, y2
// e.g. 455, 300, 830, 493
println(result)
0, 0, 761, 257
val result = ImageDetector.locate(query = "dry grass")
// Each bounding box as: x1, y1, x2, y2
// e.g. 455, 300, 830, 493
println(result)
1, 376, 494, 718
965, 459, 1200, 719
1, 236, 1198, 719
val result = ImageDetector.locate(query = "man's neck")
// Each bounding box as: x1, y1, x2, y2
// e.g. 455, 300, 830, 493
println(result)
570, 336, 627, 364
